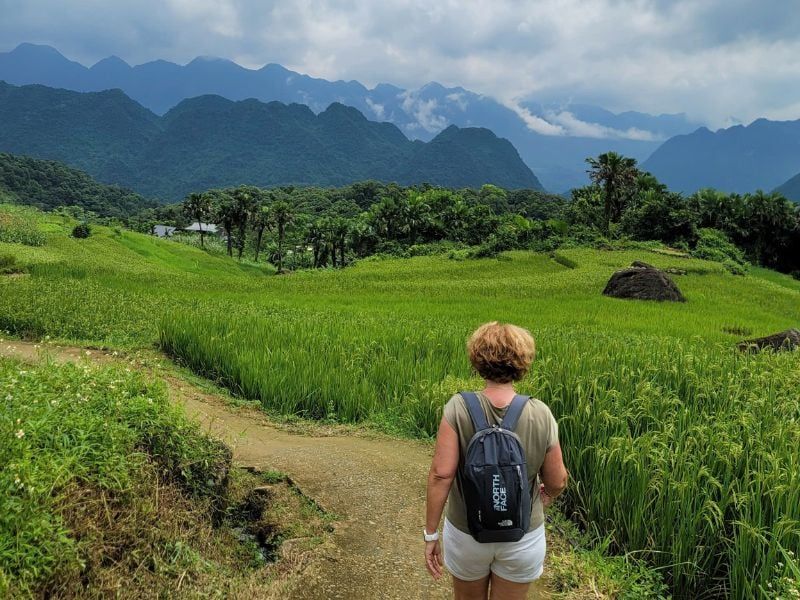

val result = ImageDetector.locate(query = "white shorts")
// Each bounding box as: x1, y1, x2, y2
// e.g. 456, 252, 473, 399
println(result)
442, 518, 546, 584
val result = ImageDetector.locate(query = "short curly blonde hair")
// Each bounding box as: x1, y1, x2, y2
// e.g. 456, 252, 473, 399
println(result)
467, 322, 536, 383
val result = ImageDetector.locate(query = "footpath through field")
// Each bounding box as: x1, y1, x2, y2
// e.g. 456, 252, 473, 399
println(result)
2, 341, 549, 599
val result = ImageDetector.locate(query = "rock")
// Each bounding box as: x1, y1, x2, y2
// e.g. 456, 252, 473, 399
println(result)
737, 329, 800, 353
603, 264, 686, 302
631, 260, 656, 269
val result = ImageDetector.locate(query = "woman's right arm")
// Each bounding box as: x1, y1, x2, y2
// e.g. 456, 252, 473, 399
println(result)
539, 443, 568, 507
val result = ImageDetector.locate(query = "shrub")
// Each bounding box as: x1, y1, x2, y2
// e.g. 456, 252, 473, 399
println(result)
71, 223, 91, 239
692, 228, 748, 274
0, 254, 24, 275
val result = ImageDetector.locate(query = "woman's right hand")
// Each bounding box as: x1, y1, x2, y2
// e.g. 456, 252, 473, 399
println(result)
425, 539, 443, 580
540, 484, 553, 508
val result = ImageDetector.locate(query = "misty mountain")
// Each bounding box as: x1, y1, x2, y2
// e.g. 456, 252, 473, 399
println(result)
642, 119, 800, 194
0, 43, 702, 192
0, 81, 542, 200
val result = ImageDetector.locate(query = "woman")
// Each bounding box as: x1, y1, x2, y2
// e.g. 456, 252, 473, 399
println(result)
425, 322, 569, 600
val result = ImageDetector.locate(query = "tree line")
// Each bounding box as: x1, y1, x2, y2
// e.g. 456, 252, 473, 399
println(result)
130, 158, 799, 276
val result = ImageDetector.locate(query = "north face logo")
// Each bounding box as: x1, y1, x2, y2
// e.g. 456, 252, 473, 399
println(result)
492, 474, 507, 512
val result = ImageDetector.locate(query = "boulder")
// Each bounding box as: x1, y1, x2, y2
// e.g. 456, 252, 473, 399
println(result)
603, 263, 686, 302
631, 260, 656, 269
737, 329, 800, 353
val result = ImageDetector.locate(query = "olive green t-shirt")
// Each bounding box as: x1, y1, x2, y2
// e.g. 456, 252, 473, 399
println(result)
442, 392, 559, 534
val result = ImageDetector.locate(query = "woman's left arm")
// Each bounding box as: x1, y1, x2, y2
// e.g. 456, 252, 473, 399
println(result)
424, 416, 459, 579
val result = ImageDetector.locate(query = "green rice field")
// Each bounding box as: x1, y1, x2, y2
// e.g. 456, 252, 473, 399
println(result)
2, 206, 800, 598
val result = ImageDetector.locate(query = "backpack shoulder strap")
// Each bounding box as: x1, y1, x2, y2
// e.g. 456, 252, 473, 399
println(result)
459, 391, 490, 431
500, 394, 529, 431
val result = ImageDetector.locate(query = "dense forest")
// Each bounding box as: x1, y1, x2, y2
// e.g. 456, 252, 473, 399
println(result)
0, 153, 155, 217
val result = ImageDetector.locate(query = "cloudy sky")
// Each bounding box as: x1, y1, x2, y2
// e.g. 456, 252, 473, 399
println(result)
1, 0, 799, 128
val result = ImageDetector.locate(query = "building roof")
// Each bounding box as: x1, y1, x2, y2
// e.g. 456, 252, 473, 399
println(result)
183, 222, 218, 233
153, 225, 177, 237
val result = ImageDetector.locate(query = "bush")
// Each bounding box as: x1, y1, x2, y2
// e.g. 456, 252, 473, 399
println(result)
0, 254, 24, 275
0, 358, 230, 595
71, 223, 91, 239
692, 228, 748, 274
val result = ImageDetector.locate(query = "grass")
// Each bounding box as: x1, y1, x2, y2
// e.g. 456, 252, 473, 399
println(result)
0, 354, 332, 598
2, 205, 800, 598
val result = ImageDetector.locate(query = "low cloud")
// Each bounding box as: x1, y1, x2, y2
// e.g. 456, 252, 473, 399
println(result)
545, 111, 661, 141
400, 92, 448, 132
365, 98, 385, 120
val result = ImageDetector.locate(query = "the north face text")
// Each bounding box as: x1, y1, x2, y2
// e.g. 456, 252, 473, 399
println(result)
492, 474, 507, 511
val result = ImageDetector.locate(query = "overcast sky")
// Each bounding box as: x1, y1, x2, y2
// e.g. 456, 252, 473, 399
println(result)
2, 0, 799, 128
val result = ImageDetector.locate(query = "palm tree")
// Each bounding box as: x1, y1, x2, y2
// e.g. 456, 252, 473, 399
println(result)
251, 199, 271, 262
183, 192, 212, 248
405, 193, 432, 243
230, 186, 258, 260
586, 152, 639, 231
331, 217, 350, 268
306, 220, 325, 268
211, 190, 237, 257
268, 199, 295, 273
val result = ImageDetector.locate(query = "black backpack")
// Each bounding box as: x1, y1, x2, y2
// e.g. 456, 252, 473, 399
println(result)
458, 391, 532, 543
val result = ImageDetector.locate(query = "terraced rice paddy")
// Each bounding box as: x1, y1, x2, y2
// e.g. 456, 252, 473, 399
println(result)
2, 209, 800, 598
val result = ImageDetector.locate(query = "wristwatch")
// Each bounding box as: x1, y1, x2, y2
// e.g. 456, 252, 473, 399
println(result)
423, 528, 440, 542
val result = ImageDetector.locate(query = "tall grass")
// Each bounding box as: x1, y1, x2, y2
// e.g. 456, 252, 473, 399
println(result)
160, 313, 800, 598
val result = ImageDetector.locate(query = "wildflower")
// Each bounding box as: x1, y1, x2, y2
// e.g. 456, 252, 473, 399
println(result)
85, 350, 91, 356
15, 429, 24, 439
14, 477, 20, 485
16, 418, 21, 424
5, 394, 11, 401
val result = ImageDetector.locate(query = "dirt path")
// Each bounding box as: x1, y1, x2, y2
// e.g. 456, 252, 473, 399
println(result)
2, 341, 547, 599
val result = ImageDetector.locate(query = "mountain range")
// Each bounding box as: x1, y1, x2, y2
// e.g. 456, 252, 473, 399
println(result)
0, 81, 542, 200
642, 119, 800, 195
3, 44, 800, 198
0, 43, 703, 192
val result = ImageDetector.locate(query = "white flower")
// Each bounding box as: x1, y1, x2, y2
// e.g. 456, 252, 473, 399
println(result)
15, 429, 24, 439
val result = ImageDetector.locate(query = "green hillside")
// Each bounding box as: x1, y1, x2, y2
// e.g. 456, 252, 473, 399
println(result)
0, 82, 543, 200
2, 205, 799, 598
0, 152, 156, 217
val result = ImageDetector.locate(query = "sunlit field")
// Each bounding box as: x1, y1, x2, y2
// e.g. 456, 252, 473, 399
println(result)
2, 208, 800, 598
